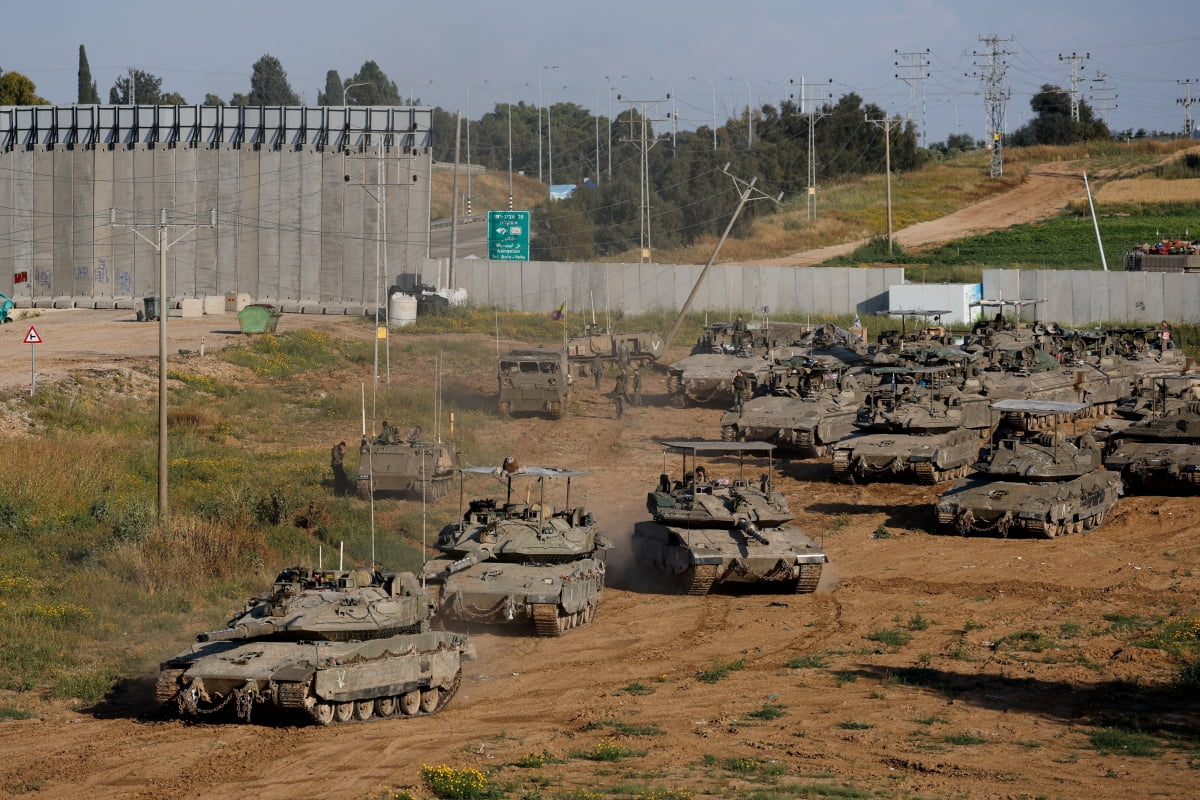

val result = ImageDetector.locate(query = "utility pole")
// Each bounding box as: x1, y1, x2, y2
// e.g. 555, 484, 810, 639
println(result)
969, 35, 1015, 178
662, 167, 784, 352
865, 114, 902, 254
790, 78, 832, 220
1059, 52, 1090, 122
1178, 79, 1198, 137
111, 207, 216, 523
1089, 70, 1118, 126
618, 96, 668, 263
894, 50, 931, 146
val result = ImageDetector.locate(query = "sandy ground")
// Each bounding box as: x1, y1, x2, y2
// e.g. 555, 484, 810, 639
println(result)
752, 163, 1086, 267
0, 315, 1196, 799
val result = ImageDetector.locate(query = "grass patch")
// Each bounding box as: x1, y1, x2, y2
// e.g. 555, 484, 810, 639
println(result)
746, 703, 787, 721
942, 732, 988, 745
575, 738, 648, 762
836, 721, 873, 730
996, 630, 1059, 653
581, 720, 665, 737
906, 614, 931, 631
833, 671, 858, 687
1086, 726, 1164, 757
717, 756, 789, 777
696, 658, 745, 684
615, 682, 656, 696
419, 764, 504, 800
0, 704, 34, 720
742, 785, 872, 799
914, 715, 948, 726
865, 628, 913, 649
785, 653, 827, 669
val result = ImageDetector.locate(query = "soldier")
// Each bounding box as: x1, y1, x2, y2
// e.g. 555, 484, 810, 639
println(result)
591, 354, 603, 389
613, 369, 629, 419
732, 314, 748, 347
330, 440, 349, 496
732, 368, 751, 414
631, 365, 642, 406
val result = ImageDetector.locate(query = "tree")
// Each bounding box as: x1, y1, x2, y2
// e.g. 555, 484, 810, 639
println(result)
203, 93, 226, 106
0, 70, 48, 105
317, 70, 343, 105
160, 91, 186, 105
246, 54, 300, 105
347, 61, 401, 105
77, 45, 100, 104
109, 69, 164, 104
1009, 84, 1111, 146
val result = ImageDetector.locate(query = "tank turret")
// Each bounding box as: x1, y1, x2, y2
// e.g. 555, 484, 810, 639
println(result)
157, 566, 473, 725
1104, 403, 1200, 490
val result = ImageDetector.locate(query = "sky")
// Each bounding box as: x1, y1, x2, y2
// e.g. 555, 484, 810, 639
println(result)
6, 0, 1199, 143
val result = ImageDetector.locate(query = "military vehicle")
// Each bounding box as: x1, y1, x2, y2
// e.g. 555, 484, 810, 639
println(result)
935, 401, 1123, 537
422, 465, 609, 635
356, 426, 459, 500
498, 347, 571, 418
719, 355, 866, 456
632, 441, 828, 594
666, 318, 818, 408
1124, 239, 1200, 272
1104, 403, 1200, 490
1114, 374, 1200, 421
157, 565, 474, 725
566, 324, 665, 367
832, 365, 992, 484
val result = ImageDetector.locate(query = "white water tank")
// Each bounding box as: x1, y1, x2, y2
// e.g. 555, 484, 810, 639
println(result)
389, 292, 417, 327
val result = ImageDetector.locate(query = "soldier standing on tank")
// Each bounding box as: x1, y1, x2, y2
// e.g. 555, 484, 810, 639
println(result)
732, 368, 751, 414
330, 441, 349, 496
591, 354, 603, 389
631, 365, 642, 407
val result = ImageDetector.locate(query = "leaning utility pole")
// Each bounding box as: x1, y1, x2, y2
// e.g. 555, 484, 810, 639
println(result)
789, 78, 832, 220
969, 35, 1015, 178
662, 167, 784, 352
1059, 52, 1090, 122
110, 207, 216, 523
1178, 79, 1198, 137
866, 114, 902, 254
894, 50, 931, 146
618, 96, 668, 263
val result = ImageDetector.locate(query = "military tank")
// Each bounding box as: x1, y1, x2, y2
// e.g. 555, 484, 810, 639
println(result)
1104, 403, 1200, 491
935, 400, 1123, 537
632, 441, 828, 594
719, 355, 865, 457
421, 465, 609, 636
357, 425, 459, 500
666, 318, 819, 408
832, 365, 992, 484
157, 565, 474, 725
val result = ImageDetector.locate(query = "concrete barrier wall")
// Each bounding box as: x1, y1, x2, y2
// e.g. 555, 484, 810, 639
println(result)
422, 259, 903, 316
983, 269, 1200, 324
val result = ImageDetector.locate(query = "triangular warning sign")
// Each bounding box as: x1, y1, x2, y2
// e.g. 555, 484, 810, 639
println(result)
23, 326, 42, 344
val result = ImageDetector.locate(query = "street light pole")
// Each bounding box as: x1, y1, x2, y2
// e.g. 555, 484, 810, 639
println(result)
604, 74, 627, 179
648, 76, 676, 153
538, 65, 558, 184
344, 82, 369, 105
691, 76, 717, 150
728, 77, 753, 147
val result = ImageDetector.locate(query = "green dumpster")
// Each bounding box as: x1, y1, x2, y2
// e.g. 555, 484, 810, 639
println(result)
237, 303, 282, 334
142, 296, 171, 322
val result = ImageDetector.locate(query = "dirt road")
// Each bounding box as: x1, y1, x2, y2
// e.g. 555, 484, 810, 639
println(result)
754, 163, 1085, 266
0, 326, 1195, 799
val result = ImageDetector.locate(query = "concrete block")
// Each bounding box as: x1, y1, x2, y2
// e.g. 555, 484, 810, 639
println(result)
179, 298, 204, 318
225, 292, 251, 313
202, 295, 225, 315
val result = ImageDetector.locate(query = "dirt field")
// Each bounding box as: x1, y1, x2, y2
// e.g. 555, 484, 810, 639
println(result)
0, 306, 1197, 800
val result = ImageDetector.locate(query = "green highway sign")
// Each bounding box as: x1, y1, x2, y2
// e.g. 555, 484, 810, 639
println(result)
488, 210, 530, 260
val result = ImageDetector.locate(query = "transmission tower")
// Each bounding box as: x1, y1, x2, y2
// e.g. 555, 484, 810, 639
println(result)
894, 49, 931, 146
1059, 52, 1090, 122
968, 35, 1015, 178
1179, 79, 1199, 137
618, 96, 668, 263
789, 78, 832, 220
1088, 70, 1118, 126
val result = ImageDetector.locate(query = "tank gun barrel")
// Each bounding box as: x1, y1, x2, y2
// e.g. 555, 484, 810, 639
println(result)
736, 517, 771, 545
439, 547, 494, 577
196, 619, 276, 643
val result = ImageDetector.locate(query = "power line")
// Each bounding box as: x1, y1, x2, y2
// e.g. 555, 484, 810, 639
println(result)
894, 50, 931, 146
1058, 52, 1090, 122
1178, 79, 1199, 136
968, 35, 1016, 178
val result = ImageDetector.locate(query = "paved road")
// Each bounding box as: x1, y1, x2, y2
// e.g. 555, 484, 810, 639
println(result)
429, 218, 489, 260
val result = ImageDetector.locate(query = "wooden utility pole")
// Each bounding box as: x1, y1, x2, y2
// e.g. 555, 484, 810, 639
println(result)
866, 115, 902, 255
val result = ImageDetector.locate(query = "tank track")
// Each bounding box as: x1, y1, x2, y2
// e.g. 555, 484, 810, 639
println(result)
155, 669, 186, 704
681, 564, 719, 595
666, 374, 686, 408
831, 449, 852, 482
721, 424, 736, 442
356, 479, 371, 500
305, 667, 462, 725
794, 430, 822, 458
914, 462, 971, 485
532, 603, 597, 636
792, 563, 823, 594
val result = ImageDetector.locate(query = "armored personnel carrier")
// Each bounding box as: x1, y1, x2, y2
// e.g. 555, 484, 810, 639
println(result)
666, 318, 818, 408
1104, 403, 1200, 491
566, 325, 665, 367
157, 565, 474, 725
935, 401, 1123, 537
422, 465, 609, 636
632, 441, 827, 594
498, 347, 571, 418
356, 426, 459, 500
832, 365, 992, 484
720, 356, 865, 456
